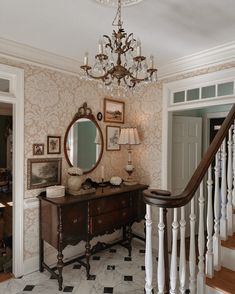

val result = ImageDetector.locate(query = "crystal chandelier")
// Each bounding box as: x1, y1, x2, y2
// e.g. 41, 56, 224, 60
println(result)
80, 0, 157, 89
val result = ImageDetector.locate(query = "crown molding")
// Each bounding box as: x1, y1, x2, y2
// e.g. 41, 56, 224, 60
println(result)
0, 37, 234, 78
0, 37, 82, 76
158, 41, 235, 79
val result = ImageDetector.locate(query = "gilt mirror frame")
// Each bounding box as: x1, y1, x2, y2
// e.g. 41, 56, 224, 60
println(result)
64, 102, 104, 174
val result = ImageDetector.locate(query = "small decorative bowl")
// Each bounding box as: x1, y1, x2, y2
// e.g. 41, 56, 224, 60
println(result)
110, 176, 122, 186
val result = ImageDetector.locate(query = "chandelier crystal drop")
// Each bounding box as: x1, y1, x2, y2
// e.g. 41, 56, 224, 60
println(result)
81, 0, 157, 89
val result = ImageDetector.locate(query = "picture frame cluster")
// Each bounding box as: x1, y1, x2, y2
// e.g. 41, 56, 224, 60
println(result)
32, 136, 61, 156
104, 98, 124, 151
29, 136, 62, 190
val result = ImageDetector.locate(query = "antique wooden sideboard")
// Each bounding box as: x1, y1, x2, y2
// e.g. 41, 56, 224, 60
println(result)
38, 184, 147, 290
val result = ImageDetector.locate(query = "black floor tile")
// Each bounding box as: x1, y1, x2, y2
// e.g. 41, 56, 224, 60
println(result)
141, 266, 145, 271
63, 286, 74, 292
109, 249, 117, 253
124, 275, 133, 281
92, 256, 100, 260
107, 265, 115, 270
23, 285, 35, 291
139, 249, 145, 253
87, 275, 96, 280
103, 287, 113, 293
73, 264, 81, 269
124, 257, 132, 261
50, 275, 57, 279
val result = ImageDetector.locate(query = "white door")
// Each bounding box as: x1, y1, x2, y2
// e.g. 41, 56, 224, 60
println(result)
172, 116, 202, 235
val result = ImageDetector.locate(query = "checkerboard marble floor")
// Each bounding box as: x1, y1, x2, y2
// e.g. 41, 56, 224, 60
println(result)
0, 240, 157, 294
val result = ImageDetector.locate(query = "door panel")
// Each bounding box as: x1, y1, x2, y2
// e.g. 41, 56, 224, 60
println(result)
172, 116, 202, 236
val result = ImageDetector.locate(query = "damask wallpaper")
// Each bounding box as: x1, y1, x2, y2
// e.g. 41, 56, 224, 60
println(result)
0, 55, 234, 270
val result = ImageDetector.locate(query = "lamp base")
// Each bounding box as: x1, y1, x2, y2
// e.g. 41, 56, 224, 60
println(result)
123, 164, 138, 185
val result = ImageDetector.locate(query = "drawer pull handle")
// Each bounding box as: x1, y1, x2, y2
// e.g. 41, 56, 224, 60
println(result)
73, 218, 78, 224
98, 219, 102, 224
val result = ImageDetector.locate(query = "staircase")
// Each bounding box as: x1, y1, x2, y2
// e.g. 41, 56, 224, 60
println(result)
143, 104, 235, 294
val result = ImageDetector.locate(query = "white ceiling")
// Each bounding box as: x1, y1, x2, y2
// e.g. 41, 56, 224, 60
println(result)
0, 0, 234, 66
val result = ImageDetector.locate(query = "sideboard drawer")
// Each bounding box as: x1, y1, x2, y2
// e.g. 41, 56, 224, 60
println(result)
90, 207, 131, 235
62, 203, 87, 240
90, 193, 130, 216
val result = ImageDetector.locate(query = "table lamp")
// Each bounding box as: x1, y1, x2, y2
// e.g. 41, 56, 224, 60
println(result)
118, 127, 140, 185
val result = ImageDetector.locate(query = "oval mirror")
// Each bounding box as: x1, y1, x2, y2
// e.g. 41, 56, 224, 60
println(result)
64, 103, 104, 174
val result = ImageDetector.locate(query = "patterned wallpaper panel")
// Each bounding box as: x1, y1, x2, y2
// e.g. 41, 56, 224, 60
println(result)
0, 56, 234, 262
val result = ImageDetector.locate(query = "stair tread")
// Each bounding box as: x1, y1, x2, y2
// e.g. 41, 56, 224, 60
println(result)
206, 267, 235, 294
221, 234, 235, 250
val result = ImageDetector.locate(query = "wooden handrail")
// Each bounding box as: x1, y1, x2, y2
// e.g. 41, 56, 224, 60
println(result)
144, 103, 235, 208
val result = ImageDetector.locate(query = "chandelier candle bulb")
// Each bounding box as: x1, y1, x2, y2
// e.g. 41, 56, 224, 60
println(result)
150, 55, 154, 68
137, 44, 141, 56
101, 165, 104, 180
84, 52, 88, 66
99, 40, 103, 54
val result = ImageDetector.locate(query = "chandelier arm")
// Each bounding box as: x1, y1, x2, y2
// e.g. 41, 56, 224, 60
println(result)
123, 33, 134, 52
128, 73, 149, 83
84, 68, 111, 81
123, 76, 135, 89
103, 35, 114, 51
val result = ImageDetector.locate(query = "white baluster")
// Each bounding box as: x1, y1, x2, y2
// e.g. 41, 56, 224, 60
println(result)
213, 151, 221, 271
206, 165, 214, 278
233, 122, 235, 207
158, 208, 165, 294
197, 183, 205, 294
189, 197, 196, 294
179, 207, 186, 294
227, 127, 233, 236
145, 204, 153, 294
170, 208, 178, 294
220, 140, 228, 240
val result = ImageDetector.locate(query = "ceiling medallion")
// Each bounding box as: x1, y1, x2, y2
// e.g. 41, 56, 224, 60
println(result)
94, 0, 144, 7
81, 0, 157, 89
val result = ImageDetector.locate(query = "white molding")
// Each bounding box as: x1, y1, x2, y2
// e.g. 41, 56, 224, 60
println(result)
161, 69, 235, 212
0, 37, 234, 78
0, 38, 82, 76
159, 41, 235, 79
0, 64, 24, 278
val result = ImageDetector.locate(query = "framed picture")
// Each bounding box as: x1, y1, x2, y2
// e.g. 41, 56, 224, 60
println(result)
104, 98, 125, 124
33, 144, 44, 156
47, 136, 61, 154
27, 158, 62, 190
106, 126, 121, 151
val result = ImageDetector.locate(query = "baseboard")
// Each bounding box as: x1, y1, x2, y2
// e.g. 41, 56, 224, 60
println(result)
221, 246, 235, 271
206, 285, 223, 294
23, 255, 39, 276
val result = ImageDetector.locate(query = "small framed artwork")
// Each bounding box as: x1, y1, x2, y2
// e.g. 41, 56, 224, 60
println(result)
106, 126, 121, 151
33, 144, 44, 156
27, 158, 62, 190
47, 136, 61, 154
97, 112, 103, 121
104, 98, 125, 124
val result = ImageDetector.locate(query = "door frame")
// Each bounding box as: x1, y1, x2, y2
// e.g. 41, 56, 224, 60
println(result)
0, 64, 24, 277
161, 68, 235, 193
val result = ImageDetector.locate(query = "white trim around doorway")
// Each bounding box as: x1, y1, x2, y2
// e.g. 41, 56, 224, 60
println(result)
0, 63, 24, 277
161, 68, 235, 193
